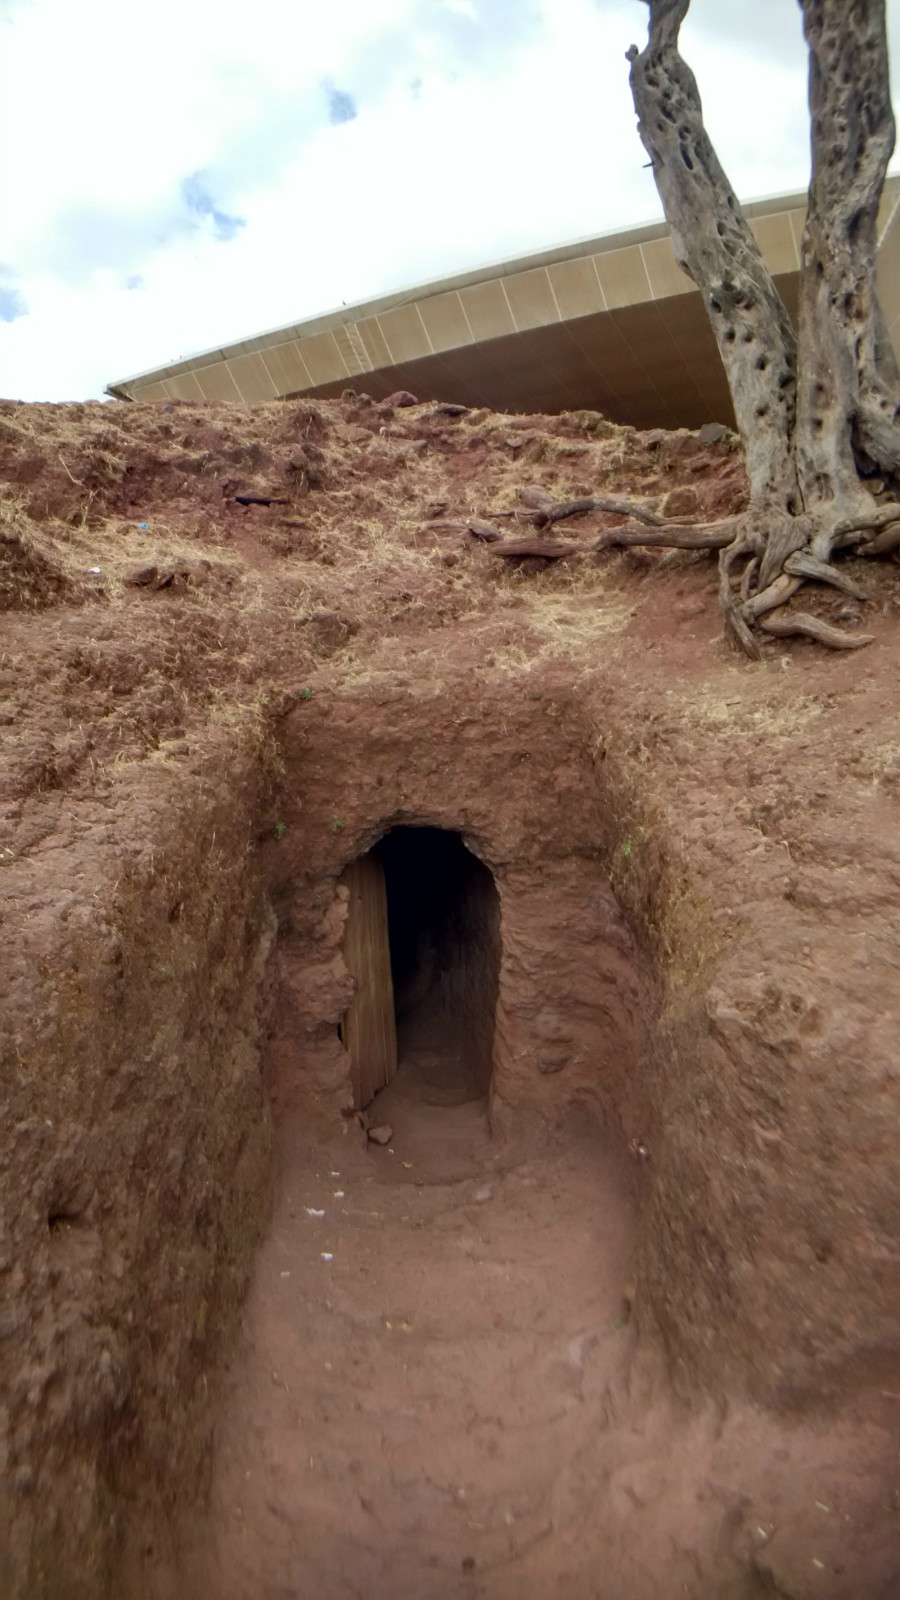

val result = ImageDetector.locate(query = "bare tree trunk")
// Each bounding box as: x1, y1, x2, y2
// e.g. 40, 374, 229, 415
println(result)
795, 0, 900, 538
625, 0, 900, 654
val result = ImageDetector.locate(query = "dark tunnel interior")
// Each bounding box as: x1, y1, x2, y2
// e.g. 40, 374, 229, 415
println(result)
376, 827, 501, 1102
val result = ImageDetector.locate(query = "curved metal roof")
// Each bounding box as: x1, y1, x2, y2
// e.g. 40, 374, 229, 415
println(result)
108, 176, 900, 430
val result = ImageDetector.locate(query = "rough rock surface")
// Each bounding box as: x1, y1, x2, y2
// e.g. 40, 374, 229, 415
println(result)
1, 393, 899, 1596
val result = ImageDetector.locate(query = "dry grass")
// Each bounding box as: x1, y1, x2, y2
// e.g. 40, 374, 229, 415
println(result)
54, 514, 248, 591
515, 587, 634, 648
0, 494, 78, 610
666, 682, 826, 741
0, 392, 752, 802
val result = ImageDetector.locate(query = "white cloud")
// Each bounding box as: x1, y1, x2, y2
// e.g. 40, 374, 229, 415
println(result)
0, 0, 897, 400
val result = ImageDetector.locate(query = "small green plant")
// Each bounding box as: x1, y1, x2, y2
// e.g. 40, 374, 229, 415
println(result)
295, 686, 313, 701
273, 820, 287, 840
621, 836, 633, 859
332, 816, 344, 833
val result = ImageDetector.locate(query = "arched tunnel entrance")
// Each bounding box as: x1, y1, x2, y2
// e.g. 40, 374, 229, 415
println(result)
341, 827, 501, 1118
151, 781, 657, 1595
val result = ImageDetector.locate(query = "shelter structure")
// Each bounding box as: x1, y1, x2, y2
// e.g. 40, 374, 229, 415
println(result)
108, 178, 900, 430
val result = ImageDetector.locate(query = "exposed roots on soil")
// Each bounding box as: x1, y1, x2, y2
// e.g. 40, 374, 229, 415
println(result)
757, 610, 876, 648
529, 491, 664, 529
595, 517, 737, 552
486, 484, 665, 528
593, 501, 900, 656
477, 480, 899, 654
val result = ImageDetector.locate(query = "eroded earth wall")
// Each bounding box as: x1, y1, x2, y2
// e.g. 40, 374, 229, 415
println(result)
1, 736, 272, 1600
265, 666, 900, 1416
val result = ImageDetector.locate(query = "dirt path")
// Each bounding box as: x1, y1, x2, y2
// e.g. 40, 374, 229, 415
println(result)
144, 1025, 900, 1600
166, 1041, 637, 1600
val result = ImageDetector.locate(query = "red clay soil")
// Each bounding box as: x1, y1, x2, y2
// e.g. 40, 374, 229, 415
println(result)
2, 393, 900, 1599
145, 1069, 898, 1600
167, 1081, 637, 1599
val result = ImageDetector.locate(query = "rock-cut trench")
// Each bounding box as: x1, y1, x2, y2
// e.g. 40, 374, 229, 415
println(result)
131, 678, 900, 1600
162, 823, 642, 1600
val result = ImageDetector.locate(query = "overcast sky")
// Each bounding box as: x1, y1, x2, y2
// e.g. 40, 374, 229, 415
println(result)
1, 0, 898, 402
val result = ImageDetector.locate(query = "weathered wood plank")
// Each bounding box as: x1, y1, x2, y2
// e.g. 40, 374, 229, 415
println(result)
341, 851, 398, 1110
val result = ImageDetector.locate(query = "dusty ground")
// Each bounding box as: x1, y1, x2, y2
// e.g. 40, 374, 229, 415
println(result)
164, 1052, 637, 1599
2, 391, 900, 1597
140, 1021, 898, 1600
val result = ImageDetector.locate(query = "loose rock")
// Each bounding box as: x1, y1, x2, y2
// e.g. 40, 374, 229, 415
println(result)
123, 564, 159, 587
698, 422, 730, 446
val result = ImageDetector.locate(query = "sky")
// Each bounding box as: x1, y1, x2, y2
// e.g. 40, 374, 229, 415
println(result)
0, 0, 898, 402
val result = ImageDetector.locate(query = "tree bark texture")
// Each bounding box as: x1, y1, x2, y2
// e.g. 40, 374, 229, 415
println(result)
626, 0, 900, 653
796, 0, 900, 528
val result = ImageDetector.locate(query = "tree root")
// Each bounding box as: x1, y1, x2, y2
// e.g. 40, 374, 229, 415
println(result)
478, 481, 900, 656
757, 612, 875, 649
574, 497, 895, 655
722, 605, 761, 660
757, 516, 812, 589
534, 495, 663, 530
489, 487, 665, 529
594, 519, 736, 552
783, 551, 870, 599
488, 538, 580, 562
858, 519, 900, 557
719, 537, 761, 659
742, 573, 803, 620
583, 508, 883, 656
820, 501, 900, 552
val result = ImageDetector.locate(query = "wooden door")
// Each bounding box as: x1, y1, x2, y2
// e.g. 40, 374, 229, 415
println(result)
340, 850, 398, 1109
